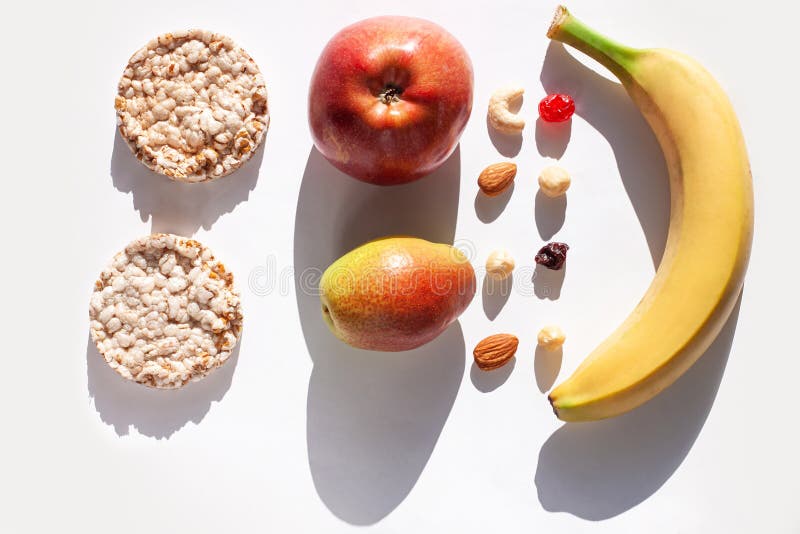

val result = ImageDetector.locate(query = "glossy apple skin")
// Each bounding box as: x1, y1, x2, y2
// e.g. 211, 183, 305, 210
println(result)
320, 237, 476, 351
309, 16, 474, 185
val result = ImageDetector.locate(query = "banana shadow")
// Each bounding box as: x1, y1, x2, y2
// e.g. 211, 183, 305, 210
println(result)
293, 147, 465, 525
86, 333, 240, 439
535, 294, 743, 520
110, 128, 265, 236
540, 41, 670, 266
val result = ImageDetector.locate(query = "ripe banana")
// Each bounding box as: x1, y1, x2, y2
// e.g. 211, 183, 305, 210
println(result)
546, 6, 753, 422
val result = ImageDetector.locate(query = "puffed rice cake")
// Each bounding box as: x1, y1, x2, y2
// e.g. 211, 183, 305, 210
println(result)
115, 30, 269, 182
89, 234, 243, 388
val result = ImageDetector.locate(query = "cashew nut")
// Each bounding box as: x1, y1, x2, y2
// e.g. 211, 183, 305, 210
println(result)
488, 85, 525, 134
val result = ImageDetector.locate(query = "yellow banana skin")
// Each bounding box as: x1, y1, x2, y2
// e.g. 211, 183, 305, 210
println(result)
546, 6, 754, 422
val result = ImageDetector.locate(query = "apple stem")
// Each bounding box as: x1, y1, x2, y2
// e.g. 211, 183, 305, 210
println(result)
379, 85, 403, 105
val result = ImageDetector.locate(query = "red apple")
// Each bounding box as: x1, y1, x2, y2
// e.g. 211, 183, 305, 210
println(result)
308, 16, 474, 185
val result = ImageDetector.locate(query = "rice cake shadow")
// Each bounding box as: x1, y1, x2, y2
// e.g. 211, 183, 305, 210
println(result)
110, 128, 264, 236
86, 334, 239, 439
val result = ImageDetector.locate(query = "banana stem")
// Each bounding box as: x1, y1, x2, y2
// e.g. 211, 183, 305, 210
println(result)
547, 6, 639, 81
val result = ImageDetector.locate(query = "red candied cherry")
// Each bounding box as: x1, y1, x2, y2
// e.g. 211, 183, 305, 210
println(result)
538, 93, 575, 122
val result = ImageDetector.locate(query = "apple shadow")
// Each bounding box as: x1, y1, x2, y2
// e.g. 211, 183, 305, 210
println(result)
86, 333, 240, 439
535, 189, 567, 240
540, 42, 670, 266
535, 295, 742, 520
482, 273, 512, 320
110, 128, 265, 236
293, 147, 465, 525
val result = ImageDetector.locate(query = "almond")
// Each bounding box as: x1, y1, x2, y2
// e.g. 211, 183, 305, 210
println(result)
473, 333, 519, 371
478, 162, 517, 196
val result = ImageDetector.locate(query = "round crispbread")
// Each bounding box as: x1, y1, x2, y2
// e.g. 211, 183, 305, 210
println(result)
89, 234, 243, 388
115, 30, 269, 182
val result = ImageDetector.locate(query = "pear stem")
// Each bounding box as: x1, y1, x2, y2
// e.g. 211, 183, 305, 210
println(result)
547, 6, 639, 81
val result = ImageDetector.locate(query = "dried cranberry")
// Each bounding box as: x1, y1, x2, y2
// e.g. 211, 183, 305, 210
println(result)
535, 242, 570, 270
538, 93, 575, 122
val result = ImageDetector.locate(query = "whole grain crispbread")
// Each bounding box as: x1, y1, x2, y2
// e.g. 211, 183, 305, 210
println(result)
89, 234, 243, 388
115, 30, 269, 182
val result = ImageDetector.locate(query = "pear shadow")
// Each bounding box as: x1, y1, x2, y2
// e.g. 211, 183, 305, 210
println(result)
474, 182, 514, 223
535, 118, 572, 159
533, 264, 566, 300
470, 358, 515, 393
482, 273, 512, 320
86, 333, 240, 439
535, 190, 567, 240
293, 146, 465, 525
486, 114, 523, 157
110, 128, 264, 236
541, 42, 670, 266
535, 294, 743, 520
534, 346, 562, 393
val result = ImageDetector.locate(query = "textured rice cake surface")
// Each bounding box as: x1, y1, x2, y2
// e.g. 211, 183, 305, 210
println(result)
89, 234, 243, 388
115, 30, 269, 182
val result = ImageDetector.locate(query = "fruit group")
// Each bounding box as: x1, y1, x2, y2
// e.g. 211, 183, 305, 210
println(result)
320, 237, 476, 351
308, 16, 474, 185
538, 93, 575, 122
546, 6, 753, 422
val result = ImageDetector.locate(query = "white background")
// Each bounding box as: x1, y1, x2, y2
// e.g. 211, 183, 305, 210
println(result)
1, 0, 798, 532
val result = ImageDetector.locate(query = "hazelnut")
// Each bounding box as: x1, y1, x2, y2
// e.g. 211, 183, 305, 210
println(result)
538, 165, 571, 198
537, 325, 566, 351
485, 250, 515, 280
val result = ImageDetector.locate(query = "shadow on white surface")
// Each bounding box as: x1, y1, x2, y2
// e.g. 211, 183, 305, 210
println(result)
86, 334, 239, 439
535, 295, 742, 520
474, 182, 514, 223
110, 128, 264, 236
486, 111, 523, 157
540, 42, 670, 266
535, 189, 567, 240
470, 358, 515, 393
535, 117, 572, 159
482, 273, 512, 320
534, 345, 562, 393
293, 147, 465, 525
533, 263, 566, 300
